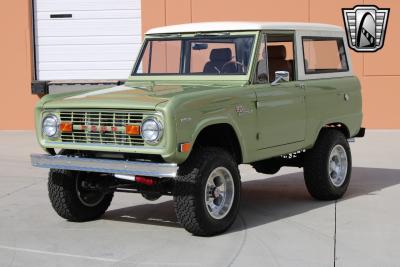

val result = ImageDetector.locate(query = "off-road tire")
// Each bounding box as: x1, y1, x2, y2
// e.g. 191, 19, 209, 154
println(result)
48, 169, 114, 221
304, 129, 352, 200
174, 147, 241, 236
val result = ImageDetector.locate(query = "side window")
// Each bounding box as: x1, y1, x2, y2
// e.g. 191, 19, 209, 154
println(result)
255, 33, 296, 83
302, 37, 348, 74
267, 35, 295, 82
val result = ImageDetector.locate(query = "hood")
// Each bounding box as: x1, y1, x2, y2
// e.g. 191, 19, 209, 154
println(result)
42, 83, 180, 110
40, 81, 246, 110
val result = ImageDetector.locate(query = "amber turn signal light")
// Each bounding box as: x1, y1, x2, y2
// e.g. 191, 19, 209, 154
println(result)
179, 143, 191, 153
126, 125, 140, 135
59, 122, 72, 133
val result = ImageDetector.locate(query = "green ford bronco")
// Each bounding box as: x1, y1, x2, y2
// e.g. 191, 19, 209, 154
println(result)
31, 22, 364, 236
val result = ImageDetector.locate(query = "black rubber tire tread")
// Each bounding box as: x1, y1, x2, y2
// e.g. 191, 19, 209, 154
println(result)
48, 169, 114, 222
174, 147, 241, 236
303, 129, 352, 200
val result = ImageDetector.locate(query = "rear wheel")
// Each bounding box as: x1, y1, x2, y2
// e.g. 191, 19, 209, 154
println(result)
48, 169, 114, 221
303, 129, 352, 200
174, 147, 241, 236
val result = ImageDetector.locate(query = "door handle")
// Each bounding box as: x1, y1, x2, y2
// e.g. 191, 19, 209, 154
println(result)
295, 83, 305, 89
50, 14, 73, 19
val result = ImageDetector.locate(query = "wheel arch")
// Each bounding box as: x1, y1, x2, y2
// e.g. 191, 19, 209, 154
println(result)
307, 121, 352, 150
191, 121, 244, 164
311, 122, 351, 147
323, 122, 351, 138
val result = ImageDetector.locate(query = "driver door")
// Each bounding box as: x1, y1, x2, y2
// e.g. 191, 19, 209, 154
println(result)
253, 33, 306, 150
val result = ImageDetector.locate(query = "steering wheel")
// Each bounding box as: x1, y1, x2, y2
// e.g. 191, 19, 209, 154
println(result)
221, 60, 245, 74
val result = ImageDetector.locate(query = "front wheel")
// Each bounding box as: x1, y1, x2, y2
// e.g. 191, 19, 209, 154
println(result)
174, 147, 241, 236
303, 129, 352, 200
48, 170, 114, 221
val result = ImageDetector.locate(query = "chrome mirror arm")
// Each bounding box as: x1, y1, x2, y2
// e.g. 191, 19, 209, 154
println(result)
271, 70, 289, 86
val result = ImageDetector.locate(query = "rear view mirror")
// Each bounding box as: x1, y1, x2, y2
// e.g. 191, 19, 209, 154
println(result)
271, 71, 289, 85
192, 43, 208, 50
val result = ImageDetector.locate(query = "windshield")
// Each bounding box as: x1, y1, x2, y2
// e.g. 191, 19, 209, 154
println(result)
132, 35, 255, 76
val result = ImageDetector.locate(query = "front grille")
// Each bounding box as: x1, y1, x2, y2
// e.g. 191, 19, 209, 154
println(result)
59, 110, 146, 146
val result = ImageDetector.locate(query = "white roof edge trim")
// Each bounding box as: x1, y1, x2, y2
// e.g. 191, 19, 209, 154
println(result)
146, 22, 344, 35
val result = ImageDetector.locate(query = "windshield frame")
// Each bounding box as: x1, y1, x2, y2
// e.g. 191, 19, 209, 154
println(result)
128, 31, 260, 82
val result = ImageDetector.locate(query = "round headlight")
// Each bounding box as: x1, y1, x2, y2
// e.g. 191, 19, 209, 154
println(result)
42, 114, 59, 138
141, 117, 163, 144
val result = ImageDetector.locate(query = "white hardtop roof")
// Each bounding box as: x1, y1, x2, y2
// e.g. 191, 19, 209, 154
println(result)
146, 22, 343, 35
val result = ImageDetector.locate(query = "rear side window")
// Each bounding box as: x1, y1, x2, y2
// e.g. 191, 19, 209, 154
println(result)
302, 37, 348, 74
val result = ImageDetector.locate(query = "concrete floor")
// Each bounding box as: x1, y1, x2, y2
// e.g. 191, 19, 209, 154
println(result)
0, 130, 399, 267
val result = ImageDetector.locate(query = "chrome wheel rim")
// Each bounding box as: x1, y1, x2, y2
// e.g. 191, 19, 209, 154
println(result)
328, 145, 348, 187
76, 174, 105, 207
204, 167, 235, 220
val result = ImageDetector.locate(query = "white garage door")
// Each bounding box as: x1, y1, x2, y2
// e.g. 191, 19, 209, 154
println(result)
33, 0, 142, 80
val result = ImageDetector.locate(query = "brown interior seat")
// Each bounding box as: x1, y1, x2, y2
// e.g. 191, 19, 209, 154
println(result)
203, 48, 236, 74
267, 45, 293, 82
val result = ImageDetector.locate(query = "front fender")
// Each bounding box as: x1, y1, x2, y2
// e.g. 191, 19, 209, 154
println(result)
171, 112, 247, 164
192, 116, 245, 150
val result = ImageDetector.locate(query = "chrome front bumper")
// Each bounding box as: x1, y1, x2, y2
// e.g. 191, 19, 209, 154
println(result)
30, 154, 178, 178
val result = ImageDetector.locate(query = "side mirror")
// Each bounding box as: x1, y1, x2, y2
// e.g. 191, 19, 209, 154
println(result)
271, 71, 289, 86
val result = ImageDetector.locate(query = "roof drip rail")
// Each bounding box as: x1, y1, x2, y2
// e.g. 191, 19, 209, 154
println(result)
193, 32, 231, 37
146, 33, 182, 38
